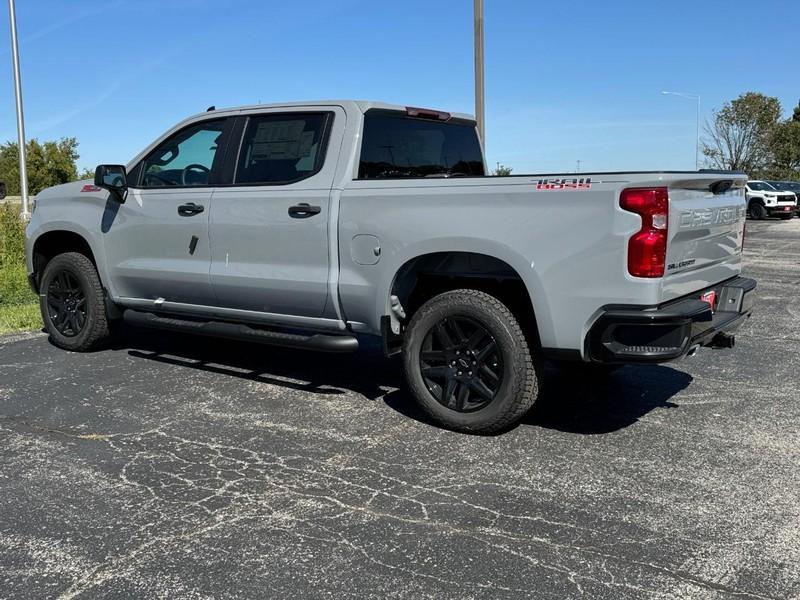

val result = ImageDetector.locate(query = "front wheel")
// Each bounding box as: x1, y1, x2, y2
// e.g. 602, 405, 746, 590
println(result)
39, 252, 111, 351
748, 202, 767, 220
402, 289, 540, 434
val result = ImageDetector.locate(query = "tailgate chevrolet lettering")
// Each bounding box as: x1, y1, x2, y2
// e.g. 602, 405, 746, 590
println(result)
679, 206, 746, 229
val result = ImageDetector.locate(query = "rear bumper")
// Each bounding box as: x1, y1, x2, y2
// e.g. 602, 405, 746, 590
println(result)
587, 276, 756, 364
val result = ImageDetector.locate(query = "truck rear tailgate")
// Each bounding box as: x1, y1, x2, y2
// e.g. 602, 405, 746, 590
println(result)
662, 175, 747, 301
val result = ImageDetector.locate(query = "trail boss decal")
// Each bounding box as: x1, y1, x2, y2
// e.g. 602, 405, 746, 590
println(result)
536, 177, 592, 191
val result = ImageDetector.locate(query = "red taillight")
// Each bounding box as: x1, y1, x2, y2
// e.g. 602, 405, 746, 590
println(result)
620, 187, 669, 278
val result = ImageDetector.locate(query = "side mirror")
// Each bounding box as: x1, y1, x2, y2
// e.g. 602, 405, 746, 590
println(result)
94, 164, 128, 202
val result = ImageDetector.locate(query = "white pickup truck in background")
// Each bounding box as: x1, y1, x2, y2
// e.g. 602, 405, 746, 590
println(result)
26, 100, 756, 433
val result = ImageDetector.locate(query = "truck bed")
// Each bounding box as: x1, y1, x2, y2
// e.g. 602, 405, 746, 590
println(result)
338, 171, 747, 355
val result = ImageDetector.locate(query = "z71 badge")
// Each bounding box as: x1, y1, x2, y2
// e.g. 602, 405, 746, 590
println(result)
536, 177, 592, 191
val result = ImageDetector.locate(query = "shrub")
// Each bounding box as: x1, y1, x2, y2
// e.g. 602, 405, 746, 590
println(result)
0, 203, 39, 332
0, 202, 25, 267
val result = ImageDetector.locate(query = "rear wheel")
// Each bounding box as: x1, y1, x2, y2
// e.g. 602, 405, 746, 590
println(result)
779, 213, 793, 220
402, 289, 539, 433
39, 252, 111, 351
748, 202, 767, 220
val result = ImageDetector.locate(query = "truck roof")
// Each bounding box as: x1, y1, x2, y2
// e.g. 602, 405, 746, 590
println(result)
185, 100, 476, 123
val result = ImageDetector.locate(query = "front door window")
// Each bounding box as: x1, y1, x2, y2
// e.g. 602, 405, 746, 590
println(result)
140, 120, 227, 188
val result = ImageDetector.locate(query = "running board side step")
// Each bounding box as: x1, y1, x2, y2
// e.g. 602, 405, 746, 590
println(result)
122, 310, 359, 353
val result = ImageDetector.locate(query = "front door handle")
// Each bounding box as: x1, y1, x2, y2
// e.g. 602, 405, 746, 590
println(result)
178, 202, 205, 216
288, 203, 321, 218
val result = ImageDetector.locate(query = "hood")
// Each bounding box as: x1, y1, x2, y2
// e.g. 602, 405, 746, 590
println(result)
34, 179, 96, 202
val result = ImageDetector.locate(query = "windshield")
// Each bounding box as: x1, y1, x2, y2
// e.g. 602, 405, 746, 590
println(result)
767, 181, 800, 192
748, 181, 776, 191
359, 111, 485, 179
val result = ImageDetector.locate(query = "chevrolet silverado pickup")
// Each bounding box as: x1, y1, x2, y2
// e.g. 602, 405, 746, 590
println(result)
25, 101, 756, 433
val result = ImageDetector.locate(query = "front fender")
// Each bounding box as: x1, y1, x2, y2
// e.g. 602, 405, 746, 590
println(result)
25, 187, 114, 295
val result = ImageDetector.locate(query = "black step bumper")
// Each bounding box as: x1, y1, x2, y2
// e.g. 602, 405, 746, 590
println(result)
587, 276, 756, 364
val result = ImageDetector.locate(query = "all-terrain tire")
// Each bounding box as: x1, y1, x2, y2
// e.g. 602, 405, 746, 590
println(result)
748, 202, 767, 220
39, 252, 111, 351
402, 289, 540, 434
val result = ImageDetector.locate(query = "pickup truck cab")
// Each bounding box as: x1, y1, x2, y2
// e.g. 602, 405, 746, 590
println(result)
746, 180, 797, 219
26, 100, 756, 433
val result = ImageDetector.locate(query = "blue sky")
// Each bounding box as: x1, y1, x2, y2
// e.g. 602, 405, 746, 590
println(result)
1, 0, 797, 174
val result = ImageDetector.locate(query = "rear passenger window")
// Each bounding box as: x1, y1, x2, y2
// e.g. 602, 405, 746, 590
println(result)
235, 113, 330, 185
359, 111, 485, 179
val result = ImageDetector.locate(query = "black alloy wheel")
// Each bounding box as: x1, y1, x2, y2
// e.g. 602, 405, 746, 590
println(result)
419, 316, 503, 413
39, 252, 112, 351
46, 269, 87, 337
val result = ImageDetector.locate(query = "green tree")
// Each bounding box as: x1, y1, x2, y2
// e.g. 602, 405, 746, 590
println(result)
0, 137, 81, 195
493, 163, 513, 176
702, 92, 782, 173
77, 167, 96, 180
762, 119, 800, 180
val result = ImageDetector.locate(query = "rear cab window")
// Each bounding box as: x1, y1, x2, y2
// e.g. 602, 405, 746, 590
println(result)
358, 110, 485, 179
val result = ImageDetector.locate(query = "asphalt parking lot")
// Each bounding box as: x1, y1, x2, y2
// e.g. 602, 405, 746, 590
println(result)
1, 219, 798, 599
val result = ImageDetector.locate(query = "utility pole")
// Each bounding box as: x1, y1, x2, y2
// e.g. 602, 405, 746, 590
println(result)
576, 160, 582, 173
474, 0, 485, 144
7, 0, 30, 219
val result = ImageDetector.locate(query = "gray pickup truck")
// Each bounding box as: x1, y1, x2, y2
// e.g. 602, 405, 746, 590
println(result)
25, 100, 756, 433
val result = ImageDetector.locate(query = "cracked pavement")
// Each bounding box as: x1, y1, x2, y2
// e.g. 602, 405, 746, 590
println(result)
1, 219, 798, 599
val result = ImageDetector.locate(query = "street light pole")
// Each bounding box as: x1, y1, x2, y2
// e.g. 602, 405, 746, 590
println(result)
661, 90, 700, 170
695, 95, 700, 170
7, 0, 30, 219
474, 0, 485, 144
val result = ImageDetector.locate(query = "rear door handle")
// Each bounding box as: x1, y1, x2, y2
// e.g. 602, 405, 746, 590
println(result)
288, 203, 321, 218
178, 202, 205, 216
